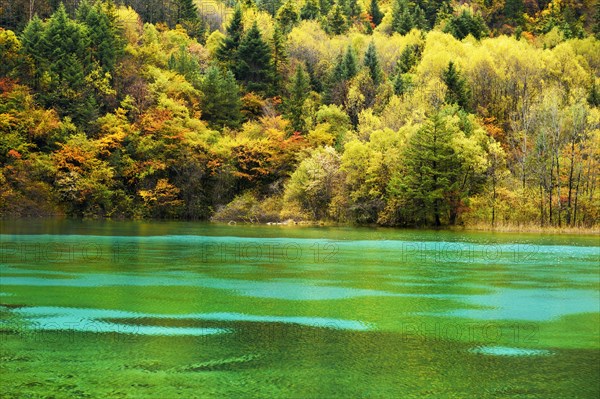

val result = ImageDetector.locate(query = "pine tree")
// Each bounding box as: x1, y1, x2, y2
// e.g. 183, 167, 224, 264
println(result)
271, 24, 287, 91
413, 5, 428, 30
320, 0, 333, 15
301, 0, 321, 20
504, 0, 524, 25
442, 61, 470, 110
399, 110, 462, 226
234, 21, 274, 95
286, 64, 310, 133
200, 66, 242, 129
363, 41, 382, 86
342, 44, 358, 80
217, 6, 244, 68
276, 1, 299, 34
175, 0, 199, 23
588, 79, 600, 107
84, 2, 122, 74
325, 4, 348, 35
396, 44, 418, 74
392, 0, 413, 35
344, 0, 362, 19
21, 15, 46, 89
369, 0, 383, 26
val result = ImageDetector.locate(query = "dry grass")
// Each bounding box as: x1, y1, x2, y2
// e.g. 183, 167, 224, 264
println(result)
457, 222, 600, 235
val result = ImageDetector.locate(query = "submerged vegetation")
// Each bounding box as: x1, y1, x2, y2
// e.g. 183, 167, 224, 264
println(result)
0, 0, 598, 228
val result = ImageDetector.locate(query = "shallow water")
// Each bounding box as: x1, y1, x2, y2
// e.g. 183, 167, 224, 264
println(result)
1, 220, 599, 398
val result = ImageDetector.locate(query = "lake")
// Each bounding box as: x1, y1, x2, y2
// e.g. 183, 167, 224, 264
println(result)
1, 220, 599, 398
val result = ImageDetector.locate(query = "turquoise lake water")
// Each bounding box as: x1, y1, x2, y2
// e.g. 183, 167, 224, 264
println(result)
0, 220, 598, 398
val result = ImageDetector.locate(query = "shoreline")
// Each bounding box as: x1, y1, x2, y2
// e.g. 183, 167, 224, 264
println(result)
1, 216, 598, 235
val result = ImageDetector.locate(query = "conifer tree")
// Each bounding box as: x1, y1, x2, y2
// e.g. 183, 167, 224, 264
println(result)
276, 1, 299, 34
200, 66, 242, 129
320, 0, 333, 15
234, 21, 274, 95
442, 61, 470, 110
396, 44, 418, 74
363, 41, 382, 86
175, 0, 199, 23
217, 6, 244, 68
369, 0, 383, 26
413, 5, 428, 30
301, 0, 321, 20
342, 45, 358, 80
84, 1, 122, 74
325, 4, 348, 35
271, 24, 287, 91
286, 64, 310, 133
399, 110, 462, 226
21, 15, 46, 89
392, 0, 413, 35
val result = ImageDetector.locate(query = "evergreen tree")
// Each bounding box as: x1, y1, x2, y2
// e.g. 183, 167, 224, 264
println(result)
175, 0, 199, 23
363, 41, 382, 86
217, 6, 244, 68
200, 66, 242, 129
40, 3, 94, 123
84, 2, 123, 74
369, 0, 384, 26
234, 22, 274, 95
504, 0, 524, 24
396, 44, 419, 74
286, 64, 310, 133
301, 0, 321, 20
325, 4, 348, 35
21, 15, 46, 90
442, 61, 469, 110
443, 7, 489, 40
256, 0, 283, 16
413, 5, 428, 30
393, 73, 412, 96
398, 110, 462, 226
276, 1, 299, 34
271, 24, 287, 91
320, 0, 333, 15
75, 0, 93, 22
342, 0, 361, 19
392, 0, 413, 35
342, 44, 358, 80
588, 79, 600, 107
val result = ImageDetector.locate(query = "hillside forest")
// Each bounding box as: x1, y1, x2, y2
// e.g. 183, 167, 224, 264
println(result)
0, 0, 599, 228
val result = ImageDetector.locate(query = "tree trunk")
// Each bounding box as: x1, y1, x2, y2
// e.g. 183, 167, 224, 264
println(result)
566, 140, 575, 226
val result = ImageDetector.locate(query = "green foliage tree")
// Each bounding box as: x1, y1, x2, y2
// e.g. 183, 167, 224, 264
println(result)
284, 146, 342, 220
442, 61, 470, 110
216, 6, 244, 68
234, 21, 274, 95
363, 41, 383, 86
325, 4, 348, 35
199, 66, 242, 128
286, 64, 310, 133
392, 0, 413, 35
301, 0, 320, 20
390, 110, 462, 226
369, 0, 383, 26
443, 6, 489, 40
276, 1, 299, 34
271, 24, 287, 90
342, 44, 358, 80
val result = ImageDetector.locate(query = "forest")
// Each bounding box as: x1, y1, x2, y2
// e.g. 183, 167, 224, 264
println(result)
0, 0, 598, 228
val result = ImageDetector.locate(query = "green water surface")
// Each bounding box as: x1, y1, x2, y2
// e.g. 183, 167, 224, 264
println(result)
0, 220, 599, 398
